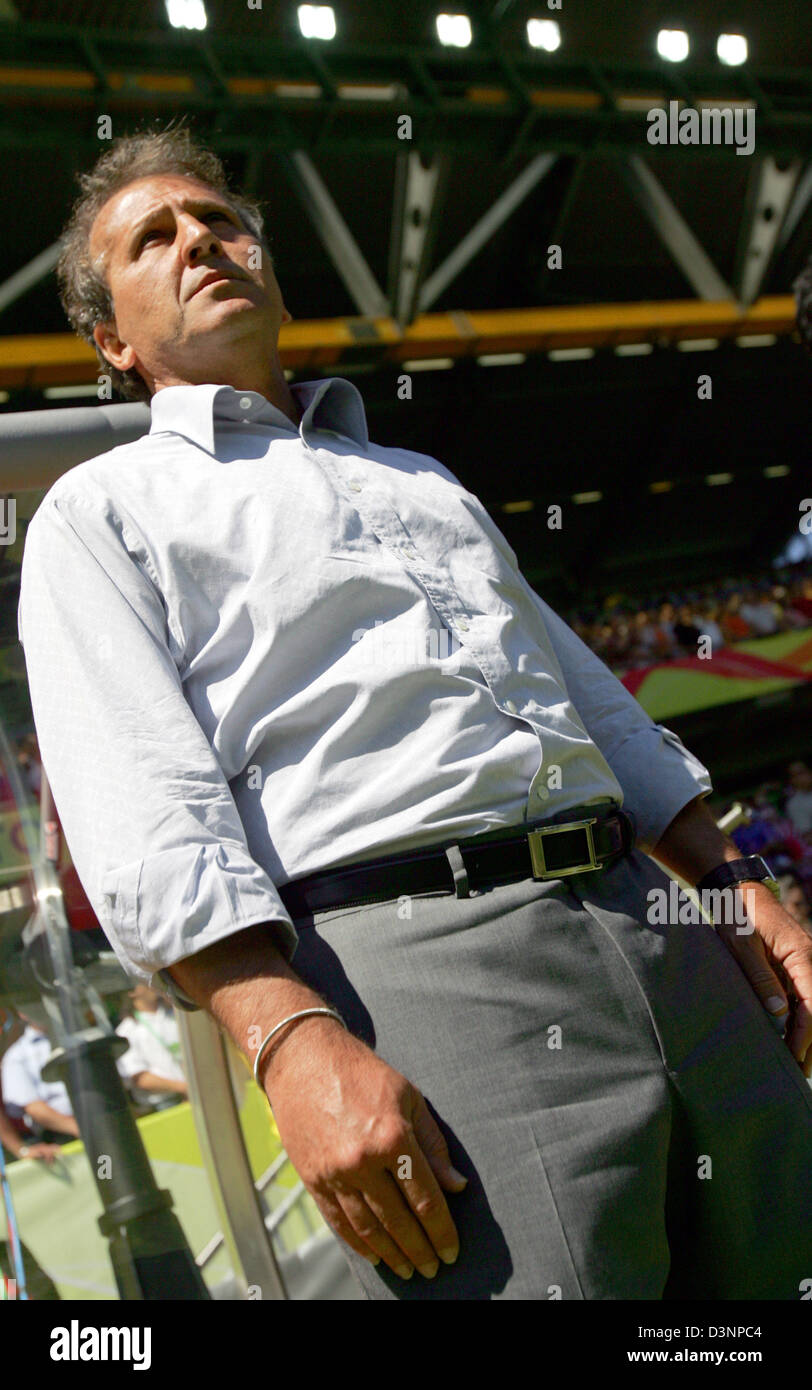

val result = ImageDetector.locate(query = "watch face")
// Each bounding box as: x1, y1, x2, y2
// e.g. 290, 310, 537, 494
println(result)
752, 854, 777, 883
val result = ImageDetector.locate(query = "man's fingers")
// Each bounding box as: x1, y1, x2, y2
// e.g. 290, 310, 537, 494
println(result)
344, 1174, 440, 1278
411, 1090, 468, 1192
789, 996, 812, 1074
720, 922, 812, 1067
391, 1114, 464, 1266
717, 927, 790, 1024
308, 1186, 383, 1269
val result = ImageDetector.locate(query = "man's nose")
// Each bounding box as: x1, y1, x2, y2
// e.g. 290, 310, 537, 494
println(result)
181, 217, 223, 263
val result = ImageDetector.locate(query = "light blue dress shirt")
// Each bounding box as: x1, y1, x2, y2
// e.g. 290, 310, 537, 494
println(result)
18, 377, 711, 995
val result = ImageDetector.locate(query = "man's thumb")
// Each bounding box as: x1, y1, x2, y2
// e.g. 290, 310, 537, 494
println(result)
413, 1093, 468, 1189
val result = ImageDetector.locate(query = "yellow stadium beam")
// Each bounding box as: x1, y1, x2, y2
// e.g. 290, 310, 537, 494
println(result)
0, 297, 798, 388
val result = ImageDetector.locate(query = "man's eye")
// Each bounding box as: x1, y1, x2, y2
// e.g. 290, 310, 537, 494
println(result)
140, 230, 163, 246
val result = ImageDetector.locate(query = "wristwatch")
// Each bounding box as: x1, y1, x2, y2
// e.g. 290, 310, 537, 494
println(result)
695, 855, 781, 900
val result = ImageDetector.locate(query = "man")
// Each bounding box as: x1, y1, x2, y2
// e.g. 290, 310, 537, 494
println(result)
18, 125, 812, 1299
0, 1010, 61, 1162
786, 761, 812, 837
115, 984, 188, 1109
0, 1016, 79, 1143
777, 876, 812, 933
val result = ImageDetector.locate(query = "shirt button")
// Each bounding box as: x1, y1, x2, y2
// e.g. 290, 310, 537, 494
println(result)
505, 699, 517, 714
239, 396, 252, 411
457, 618, 470, 633
348, 481, 362, 493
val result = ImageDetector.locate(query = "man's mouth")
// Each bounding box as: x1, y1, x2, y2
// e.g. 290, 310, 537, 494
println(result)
190, 269, 247, 297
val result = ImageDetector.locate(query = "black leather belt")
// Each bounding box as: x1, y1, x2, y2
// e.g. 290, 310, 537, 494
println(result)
279, 804, 635, 920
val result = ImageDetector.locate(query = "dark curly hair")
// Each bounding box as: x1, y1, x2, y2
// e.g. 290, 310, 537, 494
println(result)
56, 119, 271, 402
793, 254, 812, 355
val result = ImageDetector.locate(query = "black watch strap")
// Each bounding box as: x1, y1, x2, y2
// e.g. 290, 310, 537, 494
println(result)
695, 855, 778, 895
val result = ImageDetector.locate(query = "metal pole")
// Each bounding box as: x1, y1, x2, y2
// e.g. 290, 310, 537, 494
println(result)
0, 729, 210, 1301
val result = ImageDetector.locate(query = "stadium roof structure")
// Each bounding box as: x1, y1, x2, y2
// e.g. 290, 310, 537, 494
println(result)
0, 0, 810, 605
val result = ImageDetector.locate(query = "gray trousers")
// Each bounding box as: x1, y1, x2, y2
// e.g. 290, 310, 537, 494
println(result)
288, 846, 812, 1299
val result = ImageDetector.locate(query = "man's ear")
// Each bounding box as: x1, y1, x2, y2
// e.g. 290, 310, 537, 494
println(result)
92, 320, 138, 374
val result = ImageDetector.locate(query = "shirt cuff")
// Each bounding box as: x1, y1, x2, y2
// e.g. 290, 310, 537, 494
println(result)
607, 723, 713, 851
99, 840, 298, 995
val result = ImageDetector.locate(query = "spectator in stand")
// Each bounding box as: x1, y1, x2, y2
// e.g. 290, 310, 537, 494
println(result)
770, 585, 798, 632
787, 578, 812, 625
0, 1103, 61, 1165
696, 603, 725, 651
592, 621, 612, 663
628, 610, 659, 666
672, 604, 703, 652
786, 761, 812, 838
608, 614, 634, 667
0, 1015, 79, 1143
776, 875, 812, 931
547, 570, 811, 673
0, 1018, 62, 1297
731, 789, 804, 877
657, 602, 677, 650
720, 595, 753, 644
782, 589, 811, 629
0, 1009, 61, 1164
740, 588, 781, 637
115, 984, 188, 1111
16, 733, 41, 798
649, 609, 677, 660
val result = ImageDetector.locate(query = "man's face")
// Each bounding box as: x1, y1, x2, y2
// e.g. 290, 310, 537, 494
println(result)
89, 174, 290, 392
130, 983, 160, 1011
17, 1011, 43, 1032
789, 763, 812, 791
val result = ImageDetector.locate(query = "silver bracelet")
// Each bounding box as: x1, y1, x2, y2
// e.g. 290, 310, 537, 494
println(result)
252, 1007, 347, 1086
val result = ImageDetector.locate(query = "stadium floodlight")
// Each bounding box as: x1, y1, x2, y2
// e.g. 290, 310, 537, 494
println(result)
717, 33, 748, 65
403, 358, 455, 371
656, 29, 689, 62
165, 0, 207, 30
527, 19, 561, 52
436, 13, 473, 48
298, 4, 337, 40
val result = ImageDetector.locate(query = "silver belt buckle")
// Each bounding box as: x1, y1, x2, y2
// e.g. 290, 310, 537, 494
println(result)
527, 817, 599, 880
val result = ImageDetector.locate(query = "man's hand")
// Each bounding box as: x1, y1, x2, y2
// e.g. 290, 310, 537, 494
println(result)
652, 794, 812, 1075
261, 1017, 466, 1279
715, 881, 812, 1076
20, 1142, 62, 1164
167, 923, 467, 1281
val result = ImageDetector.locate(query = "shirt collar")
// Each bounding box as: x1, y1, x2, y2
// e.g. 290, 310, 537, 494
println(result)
148, 376, 370, 456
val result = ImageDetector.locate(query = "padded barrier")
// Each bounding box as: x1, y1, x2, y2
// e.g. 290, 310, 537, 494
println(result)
0, 403, 150, 492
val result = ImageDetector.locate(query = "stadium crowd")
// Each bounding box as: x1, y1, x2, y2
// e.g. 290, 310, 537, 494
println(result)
565, 567, 812, 673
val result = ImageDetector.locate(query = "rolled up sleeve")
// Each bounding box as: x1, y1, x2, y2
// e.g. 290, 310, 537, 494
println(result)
522, 580, 713, 850
18, 487, 297, 1002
